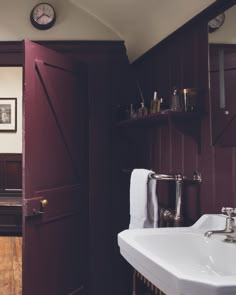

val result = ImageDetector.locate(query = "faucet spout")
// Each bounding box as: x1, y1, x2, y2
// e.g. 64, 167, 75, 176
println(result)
204, 227, 234, 238
204, 208, 236, 242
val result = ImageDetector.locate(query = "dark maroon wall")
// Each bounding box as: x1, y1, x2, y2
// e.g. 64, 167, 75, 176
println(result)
129, 16, 236, 221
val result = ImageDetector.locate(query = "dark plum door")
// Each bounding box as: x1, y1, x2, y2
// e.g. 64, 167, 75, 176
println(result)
22, 40, 88, 295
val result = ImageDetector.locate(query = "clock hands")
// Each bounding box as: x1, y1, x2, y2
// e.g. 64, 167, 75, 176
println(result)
36, 13, 51, 21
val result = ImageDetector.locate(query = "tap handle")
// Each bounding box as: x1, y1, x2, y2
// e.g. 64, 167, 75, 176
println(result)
221, 207, 236, 217
193, 171, 202, 183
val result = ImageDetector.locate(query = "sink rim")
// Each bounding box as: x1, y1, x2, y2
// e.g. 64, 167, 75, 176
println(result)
120, 229, 236, 281
118, 214, 236, 295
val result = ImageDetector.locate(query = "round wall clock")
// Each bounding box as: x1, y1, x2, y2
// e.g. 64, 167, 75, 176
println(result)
208, 13, 225, 33
30, 3, 56, 30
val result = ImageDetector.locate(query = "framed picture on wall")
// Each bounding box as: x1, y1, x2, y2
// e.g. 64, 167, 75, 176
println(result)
0, 98, 17, 132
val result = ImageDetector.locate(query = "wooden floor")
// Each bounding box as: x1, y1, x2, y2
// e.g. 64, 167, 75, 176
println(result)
0, 237, 22, 295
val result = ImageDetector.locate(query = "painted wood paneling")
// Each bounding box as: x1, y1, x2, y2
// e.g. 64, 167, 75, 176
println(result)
0, 154, 22, 192
130, 17, 236, 221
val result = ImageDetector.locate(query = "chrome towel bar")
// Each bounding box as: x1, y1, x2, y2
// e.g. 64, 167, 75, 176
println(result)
149, 171, 202, 183
123, 169, 202, 227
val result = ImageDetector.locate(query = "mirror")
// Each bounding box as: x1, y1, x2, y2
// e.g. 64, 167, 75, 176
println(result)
208, 3, 236, 146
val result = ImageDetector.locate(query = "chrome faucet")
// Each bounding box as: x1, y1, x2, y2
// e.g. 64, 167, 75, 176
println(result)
204, 207, 236, 243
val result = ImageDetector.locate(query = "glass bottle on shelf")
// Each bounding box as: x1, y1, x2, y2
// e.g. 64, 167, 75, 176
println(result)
170, 87, 182, 111
159, 97, 169, 112
150, 91, 160, 114
130, 103, 136, 119
137, 102, 148, 117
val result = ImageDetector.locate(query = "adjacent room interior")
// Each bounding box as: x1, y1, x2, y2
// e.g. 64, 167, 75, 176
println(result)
0, 67, 22, 294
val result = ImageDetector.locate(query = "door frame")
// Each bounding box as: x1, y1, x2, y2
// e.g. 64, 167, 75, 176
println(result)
0, 40, 126, 67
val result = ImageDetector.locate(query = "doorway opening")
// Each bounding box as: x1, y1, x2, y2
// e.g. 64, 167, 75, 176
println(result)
0, 66, 23, 294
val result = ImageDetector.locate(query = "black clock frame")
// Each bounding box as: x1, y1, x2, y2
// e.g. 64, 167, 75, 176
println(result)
30, 3, 56, 30
208, 13, 225, 33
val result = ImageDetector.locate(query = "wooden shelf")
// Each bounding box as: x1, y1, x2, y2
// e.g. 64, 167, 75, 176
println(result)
116, 110, 204, 150
116, 110, 203, 128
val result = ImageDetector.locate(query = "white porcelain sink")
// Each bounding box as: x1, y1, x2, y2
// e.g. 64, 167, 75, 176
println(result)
118, 214, 236, 295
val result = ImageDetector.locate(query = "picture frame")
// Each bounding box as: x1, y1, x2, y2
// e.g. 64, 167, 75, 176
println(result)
0, 98, 17, 132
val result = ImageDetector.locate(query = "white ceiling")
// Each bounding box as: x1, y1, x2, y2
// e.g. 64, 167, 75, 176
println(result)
0, 0, 216, 62
69, 0, 215, 61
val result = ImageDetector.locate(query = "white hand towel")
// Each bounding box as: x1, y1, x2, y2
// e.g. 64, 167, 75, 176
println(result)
129, 169, 158, 229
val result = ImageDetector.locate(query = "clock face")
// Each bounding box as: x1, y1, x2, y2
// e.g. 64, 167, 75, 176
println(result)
30, 3, 56, 30
208, 13, 225, 33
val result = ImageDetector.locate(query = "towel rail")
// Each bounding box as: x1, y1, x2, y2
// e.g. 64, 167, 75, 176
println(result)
123, 169, 202, 183
148, 171, 202, 183
124, 169, 202, 226
149, 171, 202, 227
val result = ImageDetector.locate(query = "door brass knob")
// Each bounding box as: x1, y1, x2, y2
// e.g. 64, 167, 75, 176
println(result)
40, 199, 48, 208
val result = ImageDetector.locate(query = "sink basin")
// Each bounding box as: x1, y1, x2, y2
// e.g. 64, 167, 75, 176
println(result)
118, 214, 236, 295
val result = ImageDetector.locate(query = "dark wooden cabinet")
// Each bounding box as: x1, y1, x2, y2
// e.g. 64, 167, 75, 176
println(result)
0, 153, 22, 192
0, 154, 22, 235
0, 200, 22, 235
210, 44, 236, 146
